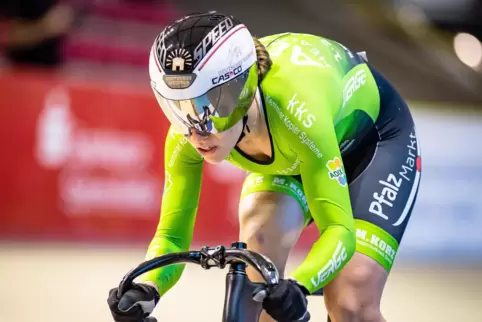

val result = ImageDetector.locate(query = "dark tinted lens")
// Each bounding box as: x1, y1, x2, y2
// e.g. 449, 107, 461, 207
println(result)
206, 70, 249, 117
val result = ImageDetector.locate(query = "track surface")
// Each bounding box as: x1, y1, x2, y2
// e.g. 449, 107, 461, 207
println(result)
1, 243, 481, 322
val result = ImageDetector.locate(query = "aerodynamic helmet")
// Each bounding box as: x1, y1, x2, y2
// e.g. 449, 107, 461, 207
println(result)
149, 11, 258, 136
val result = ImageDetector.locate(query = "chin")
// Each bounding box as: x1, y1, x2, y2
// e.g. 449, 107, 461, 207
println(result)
203, 150, 229, 164
203, 155, 225, 164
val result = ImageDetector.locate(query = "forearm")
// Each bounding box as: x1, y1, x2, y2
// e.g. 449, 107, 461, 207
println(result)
139, 129, 203, 296
140, 231, 193, 297
138, 197, 198, 295
290, 225, 356, 294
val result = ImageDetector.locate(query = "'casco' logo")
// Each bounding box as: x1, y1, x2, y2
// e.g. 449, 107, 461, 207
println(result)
211, 66, 243, 85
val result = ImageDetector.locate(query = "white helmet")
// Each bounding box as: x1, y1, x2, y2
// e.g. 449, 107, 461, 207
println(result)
149, 11, 258, 136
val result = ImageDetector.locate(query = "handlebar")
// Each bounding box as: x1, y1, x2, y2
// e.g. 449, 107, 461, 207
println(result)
116, 242, 310, 322
118, 244, 280, 297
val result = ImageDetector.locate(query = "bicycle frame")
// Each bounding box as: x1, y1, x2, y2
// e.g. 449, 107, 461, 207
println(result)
222, 247, 322, 321
223, 256, 265, 321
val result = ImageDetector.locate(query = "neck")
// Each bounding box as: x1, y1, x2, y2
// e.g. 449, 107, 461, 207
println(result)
236, 88, 272, 160
245, 88, 266, 139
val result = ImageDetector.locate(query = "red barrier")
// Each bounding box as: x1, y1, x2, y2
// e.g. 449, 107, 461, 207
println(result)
0, 69, 318, 248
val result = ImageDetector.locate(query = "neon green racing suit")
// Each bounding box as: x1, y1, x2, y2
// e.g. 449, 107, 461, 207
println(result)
142, 33, 381, 296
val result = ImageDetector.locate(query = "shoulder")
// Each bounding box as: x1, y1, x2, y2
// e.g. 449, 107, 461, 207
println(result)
260, 33, 345, 90
260, 33, 367, 79
259, 33, 340, 57
259, 33, 380, 117
259, 35, 345, 125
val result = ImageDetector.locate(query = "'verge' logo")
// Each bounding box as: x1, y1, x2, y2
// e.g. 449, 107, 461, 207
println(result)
311, 241, 347, 288
343, 69, 367, 107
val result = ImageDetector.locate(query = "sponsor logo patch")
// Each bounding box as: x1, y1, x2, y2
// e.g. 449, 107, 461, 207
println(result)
326, 157, 347, 186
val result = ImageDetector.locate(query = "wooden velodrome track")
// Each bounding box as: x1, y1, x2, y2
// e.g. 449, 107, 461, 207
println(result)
1, 242, 481, 322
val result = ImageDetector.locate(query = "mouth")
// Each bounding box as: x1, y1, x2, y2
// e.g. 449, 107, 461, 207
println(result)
196, 146, 217, 155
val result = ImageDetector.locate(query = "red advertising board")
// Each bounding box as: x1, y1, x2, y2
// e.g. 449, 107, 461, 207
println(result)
0, 68, 318, 249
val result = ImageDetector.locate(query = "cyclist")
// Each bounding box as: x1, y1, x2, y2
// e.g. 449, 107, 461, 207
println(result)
108, 11, 422, 322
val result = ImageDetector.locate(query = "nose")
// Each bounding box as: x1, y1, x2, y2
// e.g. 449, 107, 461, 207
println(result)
190, 129, 211, 140
190, 129, 213, 145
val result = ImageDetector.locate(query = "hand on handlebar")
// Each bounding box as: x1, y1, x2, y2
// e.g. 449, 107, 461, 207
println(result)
107, 282, 160, 322
253, 279, 311, 322
111, 243, 311, 321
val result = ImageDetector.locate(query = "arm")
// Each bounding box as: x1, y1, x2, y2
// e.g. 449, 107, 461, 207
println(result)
140, 127, 204, 296
290, 133, 356, 293
285, 76, 356, 294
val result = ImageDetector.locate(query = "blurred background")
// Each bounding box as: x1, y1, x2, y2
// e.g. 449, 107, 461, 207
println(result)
1, 0, 482, 321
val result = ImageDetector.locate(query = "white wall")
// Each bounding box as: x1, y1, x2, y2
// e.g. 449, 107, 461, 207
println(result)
398, 105, 482, 262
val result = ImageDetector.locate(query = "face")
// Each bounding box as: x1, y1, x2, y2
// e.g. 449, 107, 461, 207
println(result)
187, 120, 243, 164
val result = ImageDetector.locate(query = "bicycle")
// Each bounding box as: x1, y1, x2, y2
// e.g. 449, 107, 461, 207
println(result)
116, 241, 323, 322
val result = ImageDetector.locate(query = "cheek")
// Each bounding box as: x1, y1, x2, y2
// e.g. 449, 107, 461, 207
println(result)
218, 123, 242, 146
217, 135, 235, 148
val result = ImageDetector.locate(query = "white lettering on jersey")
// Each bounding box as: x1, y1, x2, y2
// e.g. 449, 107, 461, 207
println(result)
311, 241, 348, 288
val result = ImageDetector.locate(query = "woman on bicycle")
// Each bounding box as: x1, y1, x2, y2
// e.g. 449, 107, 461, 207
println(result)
108, 11, 422, 322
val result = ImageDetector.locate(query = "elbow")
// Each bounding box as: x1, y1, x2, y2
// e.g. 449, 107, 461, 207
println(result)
344, 227, 356, 263
328, 224, 357, 267
301, 225, 357, 291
